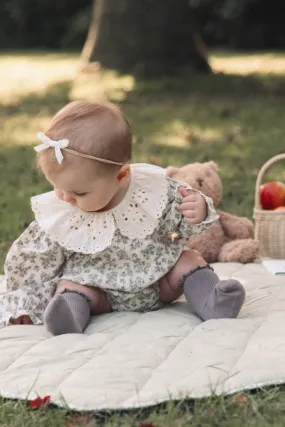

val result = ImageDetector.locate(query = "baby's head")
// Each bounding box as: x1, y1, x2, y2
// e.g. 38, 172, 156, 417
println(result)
37, 101, 132, 212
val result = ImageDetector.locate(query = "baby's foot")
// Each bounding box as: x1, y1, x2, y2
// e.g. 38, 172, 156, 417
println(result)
183, 266, 246, 321
43, 291, 91, 335
205, 279, 245, 319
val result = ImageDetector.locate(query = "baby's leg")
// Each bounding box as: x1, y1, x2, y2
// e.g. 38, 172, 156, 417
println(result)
44, 280, 111, 335
160, 250, 245, 320
159, 250, 207, 303
56, 281, 111, 315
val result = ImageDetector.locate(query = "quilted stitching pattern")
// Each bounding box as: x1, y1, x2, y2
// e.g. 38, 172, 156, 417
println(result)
0, 262, 285, 411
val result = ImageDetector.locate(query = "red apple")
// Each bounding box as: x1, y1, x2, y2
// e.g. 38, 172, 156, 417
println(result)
260, 181, 285, 210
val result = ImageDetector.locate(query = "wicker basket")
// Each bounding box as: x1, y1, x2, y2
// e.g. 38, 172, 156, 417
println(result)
254, 153, 285, 259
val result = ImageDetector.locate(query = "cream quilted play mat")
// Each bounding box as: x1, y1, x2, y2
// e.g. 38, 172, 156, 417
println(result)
0, 262, 285, 411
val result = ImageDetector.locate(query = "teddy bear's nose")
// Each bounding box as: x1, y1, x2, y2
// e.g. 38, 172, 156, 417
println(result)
197, 178, 203, 186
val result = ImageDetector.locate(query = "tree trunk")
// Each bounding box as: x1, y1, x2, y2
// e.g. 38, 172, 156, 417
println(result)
81, 0, 211, 77
80, 0, 104, 67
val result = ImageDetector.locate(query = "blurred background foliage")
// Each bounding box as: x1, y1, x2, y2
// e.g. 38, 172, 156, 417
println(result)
1, 0, 284, 50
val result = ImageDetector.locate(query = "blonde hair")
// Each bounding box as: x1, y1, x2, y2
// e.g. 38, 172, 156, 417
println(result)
38, 100, 132, 172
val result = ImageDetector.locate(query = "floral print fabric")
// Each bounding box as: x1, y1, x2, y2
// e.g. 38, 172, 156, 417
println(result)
0, 178, 218, 325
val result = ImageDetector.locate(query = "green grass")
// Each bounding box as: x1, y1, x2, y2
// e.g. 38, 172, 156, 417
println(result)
2, 387, 285, 426
1, 50, 285, 426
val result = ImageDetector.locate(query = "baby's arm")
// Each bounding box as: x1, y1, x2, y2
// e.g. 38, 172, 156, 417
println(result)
165, 178, 219, 240
2, 221, 66, 326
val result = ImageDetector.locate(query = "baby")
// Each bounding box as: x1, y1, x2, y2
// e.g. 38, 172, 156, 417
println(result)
1, 101, 245, 335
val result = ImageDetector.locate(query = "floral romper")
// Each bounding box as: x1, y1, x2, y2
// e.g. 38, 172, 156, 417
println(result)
0, 164, 218, 326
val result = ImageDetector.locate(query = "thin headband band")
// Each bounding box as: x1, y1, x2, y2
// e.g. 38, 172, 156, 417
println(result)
63, 148, 126, 166
34, 132, 127, 166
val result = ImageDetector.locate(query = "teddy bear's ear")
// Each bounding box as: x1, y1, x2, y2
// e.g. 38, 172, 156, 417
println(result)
206, 161, 219, 172
166, 166, 179, 177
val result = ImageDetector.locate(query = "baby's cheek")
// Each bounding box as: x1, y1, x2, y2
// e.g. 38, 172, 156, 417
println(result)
78, 197, 99, 212
55, 189, 63, 200
77, 200, 89, 211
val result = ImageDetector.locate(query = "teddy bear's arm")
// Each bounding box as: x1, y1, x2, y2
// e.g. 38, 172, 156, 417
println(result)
218, 210, 254, 240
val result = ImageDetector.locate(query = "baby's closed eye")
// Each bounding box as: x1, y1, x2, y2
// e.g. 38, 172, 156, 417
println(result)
74, 192, 88, 197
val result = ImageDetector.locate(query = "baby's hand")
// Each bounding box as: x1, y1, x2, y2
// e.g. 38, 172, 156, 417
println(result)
178, 187, 207, 224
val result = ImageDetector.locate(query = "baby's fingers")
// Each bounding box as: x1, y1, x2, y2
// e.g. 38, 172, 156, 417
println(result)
178, 202, 197, 211
181, 210, 197, 218
178, 187, 196, 198
178, 187, 188, 198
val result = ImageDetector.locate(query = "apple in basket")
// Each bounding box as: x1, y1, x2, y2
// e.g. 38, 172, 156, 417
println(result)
260, 181, 285, 210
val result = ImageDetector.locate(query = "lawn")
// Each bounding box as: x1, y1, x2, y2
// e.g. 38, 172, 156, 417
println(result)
0, 50, 285, 426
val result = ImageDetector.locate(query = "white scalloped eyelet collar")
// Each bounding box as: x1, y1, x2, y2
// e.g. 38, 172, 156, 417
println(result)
31, 163, 168, 254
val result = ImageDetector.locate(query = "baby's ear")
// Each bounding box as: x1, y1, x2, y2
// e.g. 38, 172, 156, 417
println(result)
166, 166, 179, 178
117, 164, 130, 182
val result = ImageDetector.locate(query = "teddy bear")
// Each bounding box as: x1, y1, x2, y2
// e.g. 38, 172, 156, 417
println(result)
167, 161, 259, 263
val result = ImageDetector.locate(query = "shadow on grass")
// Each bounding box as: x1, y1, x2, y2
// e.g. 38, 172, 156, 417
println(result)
1, 80, 73, 117
2, 68, 285, 116
125, 70, 285, 98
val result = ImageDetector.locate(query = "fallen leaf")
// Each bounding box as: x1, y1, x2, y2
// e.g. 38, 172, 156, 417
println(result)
65, 414, 96, 427
234, 394, 248, 405
29, 397, 42, 409
140, 424, 158, 427
42, 396, 51, 407
29, 395, 50, 409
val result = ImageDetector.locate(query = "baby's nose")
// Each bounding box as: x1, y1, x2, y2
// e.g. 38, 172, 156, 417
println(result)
63, 193, 76, 204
